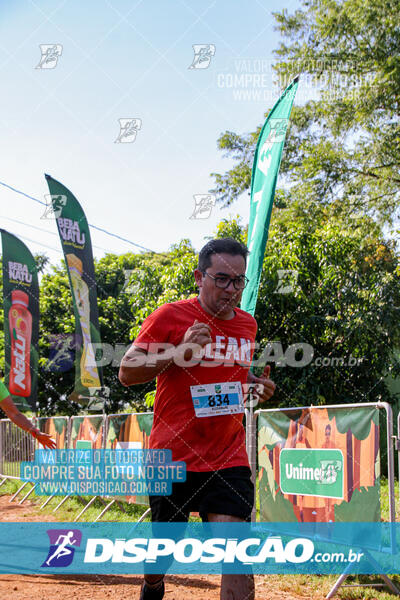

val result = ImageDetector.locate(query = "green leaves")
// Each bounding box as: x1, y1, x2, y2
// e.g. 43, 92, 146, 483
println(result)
1, 205, 398, 417
251, 207, 400, 407
212, 0, 400, 224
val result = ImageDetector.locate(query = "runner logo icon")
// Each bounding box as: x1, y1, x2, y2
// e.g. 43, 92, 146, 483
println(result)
41, 529, 82, 567
35, 44, 63, 69
188, 44, 216, 69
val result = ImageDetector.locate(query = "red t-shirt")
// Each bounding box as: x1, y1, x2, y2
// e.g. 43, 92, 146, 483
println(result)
134, 297, 257, 472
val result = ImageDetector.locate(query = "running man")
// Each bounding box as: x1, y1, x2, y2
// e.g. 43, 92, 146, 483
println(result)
0, 379, 56, 448
46, 531, 77, 565
119, 238, 276, 600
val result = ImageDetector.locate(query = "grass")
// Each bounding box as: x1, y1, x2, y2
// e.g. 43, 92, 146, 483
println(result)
380, 477, 400, 521
256, 573, 400, 599
1, 477, 399, 598
0, 477, 150, 522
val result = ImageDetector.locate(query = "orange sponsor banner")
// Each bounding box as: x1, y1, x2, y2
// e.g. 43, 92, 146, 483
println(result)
258, 406, 380, 523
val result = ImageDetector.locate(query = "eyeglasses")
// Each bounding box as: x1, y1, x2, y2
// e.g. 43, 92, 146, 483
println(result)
203, 271, 249, 290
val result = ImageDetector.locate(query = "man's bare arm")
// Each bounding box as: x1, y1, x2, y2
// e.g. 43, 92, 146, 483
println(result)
118, 345, 174, 386
118, 320, 212, 387
0, 396, 56, 449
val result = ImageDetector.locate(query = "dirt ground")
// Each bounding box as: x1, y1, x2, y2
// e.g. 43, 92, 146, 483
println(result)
0, 495, 320, 600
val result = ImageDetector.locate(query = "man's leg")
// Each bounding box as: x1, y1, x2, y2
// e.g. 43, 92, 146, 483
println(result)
141, 486, 191, 599
207, 513, 255, 600
140, 575, 165, 600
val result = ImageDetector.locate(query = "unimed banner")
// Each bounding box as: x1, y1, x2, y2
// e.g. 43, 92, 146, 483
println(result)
1, 230, 39, 411
107, 412, 153, 505
37, 416, 68, 449
258, 406, 380, 522
45, 174, 104, 410
70, 415, 105, 450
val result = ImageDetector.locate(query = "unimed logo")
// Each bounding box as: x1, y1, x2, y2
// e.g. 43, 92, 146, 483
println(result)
280, 449, 344, 499
42, 529, 82, 567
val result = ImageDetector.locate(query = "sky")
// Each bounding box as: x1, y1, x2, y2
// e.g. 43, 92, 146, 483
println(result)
0, 0, 303, 266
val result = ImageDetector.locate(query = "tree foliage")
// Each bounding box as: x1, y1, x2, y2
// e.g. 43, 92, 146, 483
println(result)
36, 250, 175, 415
1, 1, 400, 417
211, 0, 400, 225
0, 210, 399, 415
219, 211, 400, 407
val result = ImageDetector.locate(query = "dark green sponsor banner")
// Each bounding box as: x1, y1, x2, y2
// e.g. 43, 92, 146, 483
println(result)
45, 175, 104, 410
280, 449, 344, 499
241, 77, 299, 316
1, 230, 39, 411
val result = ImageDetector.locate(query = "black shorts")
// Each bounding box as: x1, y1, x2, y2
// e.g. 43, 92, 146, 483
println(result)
149, 466, 254, 522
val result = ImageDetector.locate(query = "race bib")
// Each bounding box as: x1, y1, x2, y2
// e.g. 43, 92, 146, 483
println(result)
190, 381, 244, 418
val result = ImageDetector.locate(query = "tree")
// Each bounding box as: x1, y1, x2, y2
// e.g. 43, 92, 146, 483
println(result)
211, 0, 400, 225
35, 242, 198, 415
37, 250, 174, 415
98, 213, 400, 409
1, 243, 197, 416
209, 0, 400, 409
216, 212, 400, 407
1, 212, 399, 415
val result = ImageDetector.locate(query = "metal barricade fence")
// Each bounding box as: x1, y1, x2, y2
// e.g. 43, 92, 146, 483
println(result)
68, 414, 106, 521
0, 412, 154, 519
36, 416, 70, 511
397, 411, 400, 505
0, 418, 38, 504
254, 402, 396, 522
37, 416, 69, 449
253, 402, 398, 599
0, 418, 36, 480
67, 413, 153, 521
69, 414, 106, 450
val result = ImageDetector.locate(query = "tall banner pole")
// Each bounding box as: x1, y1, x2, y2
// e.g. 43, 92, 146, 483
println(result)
45, 174, 106, 412
1, 230, 39, 412
240, 77, 299, 518
241, 76, 299, 314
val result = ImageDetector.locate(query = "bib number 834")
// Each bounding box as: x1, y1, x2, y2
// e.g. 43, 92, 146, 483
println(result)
208, 394, 230, 407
